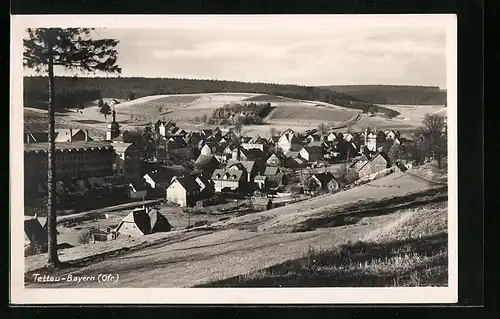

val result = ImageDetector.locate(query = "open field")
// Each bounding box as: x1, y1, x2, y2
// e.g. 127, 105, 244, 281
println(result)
24, 171, 447, 288
24, 92, 365, 138
244, 94, 296, 102
266, 104, 357, 122
378, 104, 447, 126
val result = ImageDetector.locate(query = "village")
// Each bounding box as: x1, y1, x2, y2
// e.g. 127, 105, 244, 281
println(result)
23, 101, 438, 256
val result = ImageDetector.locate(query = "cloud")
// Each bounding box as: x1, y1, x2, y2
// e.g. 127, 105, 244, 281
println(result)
23, 26, 448, 88
153, 40, 288, 60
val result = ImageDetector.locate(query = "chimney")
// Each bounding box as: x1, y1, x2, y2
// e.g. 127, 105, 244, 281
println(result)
69, 128, 73, 142
85, 130, 89, 141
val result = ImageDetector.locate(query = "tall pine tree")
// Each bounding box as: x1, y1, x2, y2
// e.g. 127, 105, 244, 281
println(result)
23, 28, 121, 266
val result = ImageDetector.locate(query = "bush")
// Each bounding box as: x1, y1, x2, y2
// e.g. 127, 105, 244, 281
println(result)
78, 231, 92, 245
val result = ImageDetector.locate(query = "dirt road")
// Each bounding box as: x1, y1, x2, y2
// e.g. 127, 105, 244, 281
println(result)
25, 212, 399, 288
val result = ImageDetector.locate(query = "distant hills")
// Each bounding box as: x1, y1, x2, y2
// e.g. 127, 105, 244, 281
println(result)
318, 85, 447, 106
23, 76, 400, 118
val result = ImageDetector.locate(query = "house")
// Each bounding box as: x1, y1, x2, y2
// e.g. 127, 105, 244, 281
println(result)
241, 136, 268, 151
252, 197, 273, 211
277, 130, 302, 154
254, 175, 267, 189
166, 175, 201, 207
344, 133, 354, 142
304, 172, 336, 195
211, 168, 246, 193
376, 131, 387, 147
143, 170, 174, 190
326, 132, 337, 142
305, 133, 322, 144
283, 151, 306, 168
223, 130, 238, 143
226, 160, 260, 183
263, 166, 287, 187
350, 154, 370, 171
365, 131, 378, 152
266, 153, 283, 167
299, 146, 323, 162
327, 179, 340, 193
128, 180, 148, 199
212, 127, 222, 136
24, 217, 47, 247
24, 131, 49, 143
357, 152, 390, 178
385, 130, 398, 140
201, 129, 213, 137
54, 128, 92, 142
114, 207, 172, 238
239, 148, 267, 162
195, 174, 214, 198
111, 142, 141, 182
185, 132, 203, 147
200, 144, 212, 155
194, 154, 220, 177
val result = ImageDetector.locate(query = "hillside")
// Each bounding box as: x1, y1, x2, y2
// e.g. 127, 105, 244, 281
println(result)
25, 172, 447, 288
23, 76, 399, 118
319, 85, 447, 106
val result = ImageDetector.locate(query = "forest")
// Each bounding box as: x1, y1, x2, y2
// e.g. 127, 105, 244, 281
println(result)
23, 76, 400, 117
319, 85, 447, 105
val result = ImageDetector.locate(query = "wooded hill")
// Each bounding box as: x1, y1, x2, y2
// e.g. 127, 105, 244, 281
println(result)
23, 76, 400, 118
319, 85, 447, 106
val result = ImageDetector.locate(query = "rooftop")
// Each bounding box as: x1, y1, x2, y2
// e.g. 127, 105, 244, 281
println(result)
24, 141, 113, 153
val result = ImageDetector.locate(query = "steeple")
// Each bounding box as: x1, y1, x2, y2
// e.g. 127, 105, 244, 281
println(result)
106, 105, 120, 140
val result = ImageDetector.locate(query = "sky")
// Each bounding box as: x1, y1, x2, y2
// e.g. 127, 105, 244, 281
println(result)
21, 16, 450, 88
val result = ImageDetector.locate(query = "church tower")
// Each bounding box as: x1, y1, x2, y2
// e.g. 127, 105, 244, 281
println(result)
106, 107, 120, 140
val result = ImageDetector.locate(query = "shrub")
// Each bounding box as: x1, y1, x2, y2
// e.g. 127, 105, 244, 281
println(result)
78, 231, 92, 245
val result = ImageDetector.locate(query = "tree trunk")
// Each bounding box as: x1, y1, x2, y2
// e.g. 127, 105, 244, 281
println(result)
46, 40, 59, 265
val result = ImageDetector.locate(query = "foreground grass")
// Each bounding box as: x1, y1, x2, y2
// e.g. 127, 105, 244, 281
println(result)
197, 204, 448, 287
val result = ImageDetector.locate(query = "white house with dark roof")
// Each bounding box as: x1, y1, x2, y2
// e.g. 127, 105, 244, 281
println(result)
166, 175, 201, 207
211, 168, 246, 193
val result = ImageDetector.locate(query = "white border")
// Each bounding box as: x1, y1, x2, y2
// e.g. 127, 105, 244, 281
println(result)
10, 14, 458, 305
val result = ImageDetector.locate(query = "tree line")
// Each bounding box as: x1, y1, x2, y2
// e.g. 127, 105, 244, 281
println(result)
23, 76, 400, 117
320, 85, 447, 106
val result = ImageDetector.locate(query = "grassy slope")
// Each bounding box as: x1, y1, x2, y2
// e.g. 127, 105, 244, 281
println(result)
24, 76, 400, 118
198, 201, 448, 287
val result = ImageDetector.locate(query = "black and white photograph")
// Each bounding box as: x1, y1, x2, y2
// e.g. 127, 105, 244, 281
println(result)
10, 14, 457, 304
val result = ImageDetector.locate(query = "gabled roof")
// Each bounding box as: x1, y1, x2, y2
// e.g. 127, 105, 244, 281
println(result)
211, 169, 244, 181
252, 197, 272, 206
118, 208, 171, 235
170, 175, 200, 192
311, 172, 335, 186
144, 170, 172, 183
24, 141, 113, 153
264, 166, 280, 176
111, 135, 124, 142
54, 129, 85, 142
24, 218, 47, 245
25, 131, 49, 143
195, 154, 217, 165
358, 151, 390, 171
301, 146, 323, 154
286, 151, 301, 159
226, 160, 256, 173
129, 180, 148, 191
241, 148, 267, 160
112, 142, 136, 154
